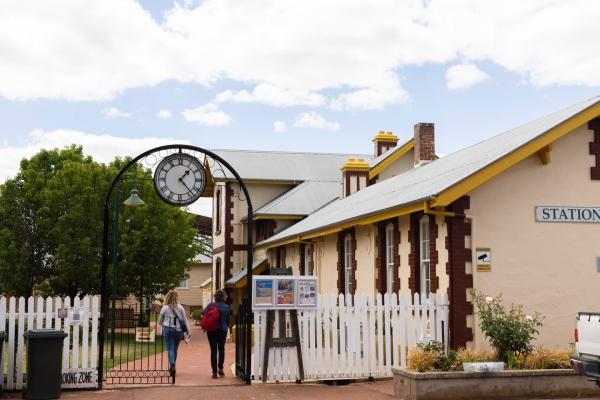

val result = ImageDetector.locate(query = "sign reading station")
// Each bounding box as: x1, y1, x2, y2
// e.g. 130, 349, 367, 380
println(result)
535, 206, 600, 223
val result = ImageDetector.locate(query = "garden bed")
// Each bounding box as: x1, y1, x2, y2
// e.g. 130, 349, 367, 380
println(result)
392, 367, 600, 400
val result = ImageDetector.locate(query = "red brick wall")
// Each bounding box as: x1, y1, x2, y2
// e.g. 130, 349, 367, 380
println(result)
589, 118, 600, 180
445, 196, 473, 349
414, 123, 435, 164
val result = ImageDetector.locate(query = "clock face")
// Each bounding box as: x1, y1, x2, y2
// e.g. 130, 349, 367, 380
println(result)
153, 153, 206, 206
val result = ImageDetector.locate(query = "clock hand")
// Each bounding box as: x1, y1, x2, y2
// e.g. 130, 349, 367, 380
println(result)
180, 179, 192, 192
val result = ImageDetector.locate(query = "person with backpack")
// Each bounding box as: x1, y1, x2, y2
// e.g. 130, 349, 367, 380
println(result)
158, 290, 190, 377
201, 289, 231, 379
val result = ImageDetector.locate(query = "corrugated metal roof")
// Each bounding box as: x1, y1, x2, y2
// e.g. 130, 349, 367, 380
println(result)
225, 258, 268, 287
369, 138, 413, 168
210, 149, 371, 182
259, 96, 600, 246
249, 180, 341, 218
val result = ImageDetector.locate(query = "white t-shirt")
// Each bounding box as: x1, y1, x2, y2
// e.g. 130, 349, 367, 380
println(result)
159, 304, 189, 332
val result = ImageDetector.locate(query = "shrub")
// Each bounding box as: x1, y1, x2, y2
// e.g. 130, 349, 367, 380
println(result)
407, 341, 458, 372
473, 291, 543, 363
191, 309, 204, 321
519, 348, 571, 370
407, 347, 438, 372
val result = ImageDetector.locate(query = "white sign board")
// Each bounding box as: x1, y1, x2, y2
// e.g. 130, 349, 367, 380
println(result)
476, 248, 491, 272
61, 368, 98, 389
535, 206, 600, 223
252, 275, 318, 310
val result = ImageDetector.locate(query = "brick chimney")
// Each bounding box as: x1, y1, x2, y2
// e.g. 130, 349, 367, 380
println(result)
341, 158, 370, 198
414, 123, 435, 166
372, 131, 399, 157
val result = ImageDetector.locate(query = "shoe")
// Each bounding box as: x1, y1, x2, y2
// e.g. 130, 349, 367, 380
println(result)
212, 373, 218, 379
218, 369, 225, 376
169, 366, 175, 377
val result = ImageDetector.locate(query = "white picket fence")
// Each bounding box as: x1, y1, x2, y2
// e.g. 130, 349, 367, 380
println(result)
253, 292, 449, 382
0, 295, 100, 390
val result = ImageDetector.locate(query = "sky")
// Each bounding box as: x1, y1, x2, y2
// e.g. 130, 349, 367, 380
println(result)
1, 0, 599, 216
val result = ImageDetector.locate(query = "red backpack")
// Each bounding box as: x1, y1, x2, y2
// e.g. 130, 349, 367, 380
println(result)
200, 303, 220, 332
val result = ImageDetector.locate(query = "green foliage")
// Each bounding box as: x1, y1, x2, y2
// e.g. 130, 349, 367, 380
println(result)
415, 340, 458, 372
473, 291, 543, 363
0, 146, 201, 298
191, 309, 204, 321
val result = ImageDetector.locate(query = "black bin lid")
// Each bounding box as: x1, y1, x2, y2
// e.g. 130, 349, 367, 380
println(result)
24, 329, 68, 339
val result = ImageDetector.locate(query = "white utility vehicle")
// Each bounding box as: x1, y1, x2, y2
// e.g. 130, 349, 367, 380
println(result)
571, 312, 600, 386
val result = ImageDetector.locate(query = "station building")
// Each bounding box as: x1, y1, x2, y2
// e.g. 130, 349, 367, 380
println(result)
211, 96, 600, 349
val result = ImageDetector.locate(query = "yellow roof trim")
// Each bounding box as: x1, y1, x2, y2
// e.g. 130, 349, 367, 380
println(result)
257, 202, 424, 249
369, 140, 415, 179
252, 214, 305, 221
431, 102, 600, 208
341, 158, 370, 172
230, 260, 269, 288
372, 130, 399, 143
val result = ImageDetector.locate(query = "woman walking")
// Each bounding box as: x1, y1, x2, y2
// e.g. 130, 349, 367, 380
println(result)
204, 290, 231, 379
158, 290, 190, 377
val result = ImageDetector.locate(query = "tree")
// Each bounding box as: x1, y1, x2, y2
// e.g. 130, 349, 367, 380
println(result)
0, 147, 202, 300
0, 146, 91, 296
115, 164, 201, 321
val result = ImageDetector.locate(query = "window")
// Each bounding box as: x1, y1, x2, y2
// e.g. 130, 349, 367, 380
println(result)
419, 216, 431, 295
215, 188, 222, 234
304, 244, 314, 275
177, 277, 188, 289
344, 234, 353, 294
385, 223, 395, 294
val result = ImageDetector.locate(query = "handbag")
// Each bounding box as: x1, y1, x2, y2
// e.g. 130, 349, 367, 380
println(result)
168, 305, 189, 334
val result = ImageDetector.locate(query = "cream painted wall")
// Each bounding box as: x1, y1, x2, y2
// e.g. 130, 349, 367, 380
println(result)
469, 123, 600, 349
285, 243, 301, 275
176, 263, 212, 307
316, 234, 339, 294
435, 215, 449, 293
355, 225, 375, 294
212, 182, 226, 249
398, 215, 411, 294
378, 149, 415, 182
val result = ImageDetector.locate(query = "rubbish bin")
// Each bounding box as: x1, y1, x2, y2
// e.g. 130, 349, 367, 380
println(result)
23, 329, 67, 400
0, 330, 5, 396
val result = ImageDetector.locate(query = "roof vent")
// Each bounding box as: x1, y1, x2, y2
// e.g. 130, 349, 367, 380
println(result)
372, 131, 399, 157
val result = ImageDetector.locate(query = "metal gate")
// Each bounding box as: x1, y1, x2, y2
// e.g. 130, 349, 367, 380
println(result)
102, 301, 172, 385
235, 299, 253, 382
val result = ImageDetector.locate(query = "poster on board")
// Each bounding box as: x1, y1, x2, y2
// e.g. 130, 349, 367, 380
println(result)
297, 279, 317, 306
254, 278, 275, 307
276, 279, 295, 306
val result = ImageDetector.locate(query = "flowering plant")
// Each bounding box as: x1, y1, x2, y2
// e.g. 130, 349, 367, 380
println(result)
473, 291, 543, 364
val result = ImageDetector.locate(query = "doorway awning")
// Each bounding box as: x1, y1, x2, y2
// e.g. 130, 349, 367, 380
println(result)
225, 258, 268, 289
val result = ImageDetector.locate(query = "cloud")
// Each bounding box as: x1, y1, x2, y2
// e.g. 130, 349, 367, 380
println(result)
0, 129, 213, 216
273, 120, 286, 133
294, 112, 340, 131
0, 129, 188, 182
446, 63, 489, 90
0, 0, 599, 105
182, 103, 232, 126
102, 107, 131, 119
215, 83, 326, 108
157, 109, 173, 119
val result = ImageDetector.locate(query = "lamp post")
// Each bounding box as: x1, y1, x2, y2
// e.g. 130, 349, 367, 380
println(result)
110, 183, 145, 359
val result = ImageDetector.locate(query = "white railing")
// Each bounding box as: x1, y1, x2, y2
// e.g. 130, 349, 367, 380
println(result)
0, 295, 100, 390
253, 292, 449, 382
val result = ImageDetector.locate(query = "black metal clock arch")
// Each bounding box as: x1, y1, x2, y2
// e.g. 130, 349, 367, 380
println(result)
97, 144, 254, 387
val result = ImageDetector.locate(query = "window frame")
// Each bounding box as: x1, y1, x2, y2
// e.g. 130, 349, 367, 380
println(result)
385, 223, 395, 294
177, 277, 188, 289
304, 244, 314, 276
344, 233, 353, 294
215, 188, 222, 235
